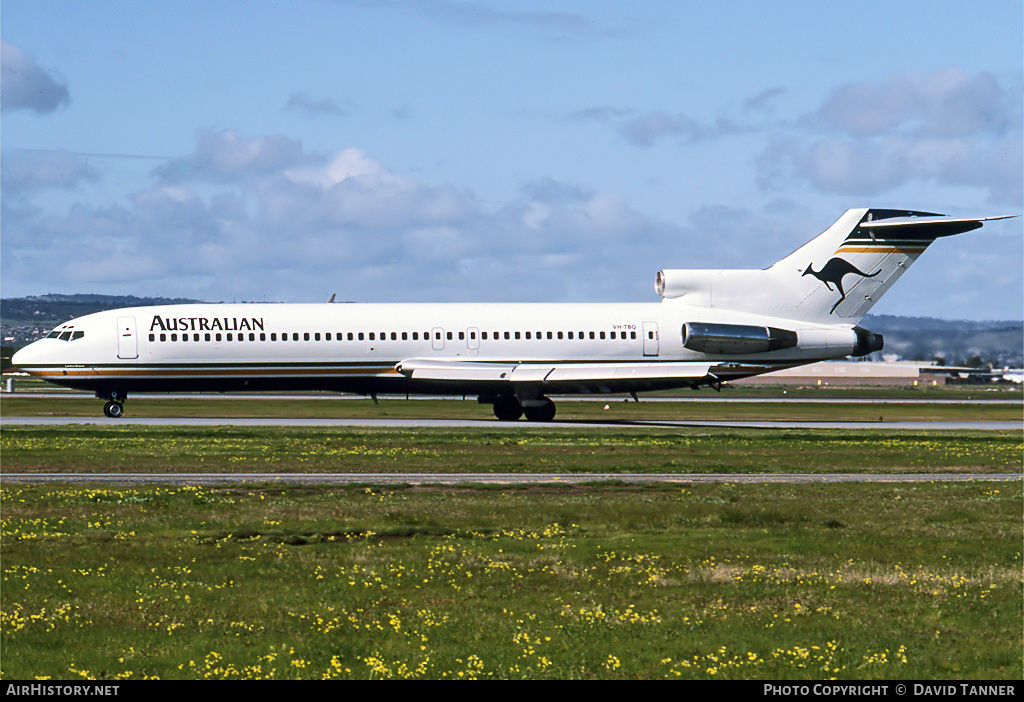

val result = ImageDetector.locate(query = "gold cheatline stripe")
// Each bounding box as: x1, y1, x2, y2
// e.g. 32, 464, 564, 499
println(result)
27, 366, 400, 379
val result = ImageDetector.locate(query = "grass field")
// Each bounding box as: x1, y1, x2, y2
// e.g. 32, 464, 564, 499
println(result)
1, 392, 1021, 680
1, 480, 1020, 680
0, 424, 1020, 475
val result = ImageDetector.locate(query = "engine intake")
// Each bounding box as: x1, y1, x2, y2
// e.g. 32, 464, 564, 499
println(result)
683, 322, 798, 355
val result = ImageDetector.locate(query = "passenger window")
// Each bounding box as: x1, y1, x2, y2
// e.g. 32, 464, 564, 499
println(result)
148, 334, 155, 342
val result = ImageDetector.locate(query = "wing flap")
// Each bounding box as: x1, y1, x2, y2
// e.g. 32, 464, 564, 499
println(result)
395, 358, 712, 384
396, 359, 516, 382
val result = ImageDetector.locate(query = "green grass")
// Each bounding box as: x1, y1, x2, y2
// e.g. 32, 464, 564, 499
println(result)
0, 425, 1020, 475
2, 481, 1020, 679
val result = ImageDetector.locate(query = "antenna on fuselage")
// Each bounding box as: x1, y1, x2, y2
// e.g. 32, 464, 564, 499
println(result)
327, 294, 336, 303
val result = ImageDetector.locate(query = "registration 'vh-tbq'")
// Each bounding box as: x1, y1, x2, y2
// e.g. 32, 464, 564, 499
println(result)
13, 208, 1012, 420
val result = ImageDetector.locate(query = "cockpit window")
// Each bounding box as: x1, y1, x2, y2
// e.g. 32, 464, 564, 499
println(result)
48, 328, 85, 341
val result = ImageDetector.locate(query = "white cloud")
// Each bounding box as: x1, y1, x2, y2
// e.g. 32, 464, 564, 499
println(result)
1, 132, 684, 303
0, 149, 99, 195
3, 126, 1017, 319
283, 92, 351, 118
154, 129, 319, 183
0, 41, 70, 113
815, 68, 1015, 138
759, 68, 1023, 207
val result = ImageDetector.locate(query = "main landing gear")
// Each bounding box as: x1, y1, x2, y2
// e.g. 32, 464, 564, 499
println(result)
488, 395, 557, 422
99, 390, 127, 418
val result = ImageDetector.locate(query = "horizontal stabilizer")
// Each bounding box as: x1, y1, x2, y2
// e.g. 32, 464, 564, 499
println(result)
858, 214, 1016, 238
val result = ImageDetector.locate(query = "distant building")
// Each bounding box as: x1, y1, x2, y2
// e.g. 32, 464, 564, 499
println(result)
736, 361, 946, 387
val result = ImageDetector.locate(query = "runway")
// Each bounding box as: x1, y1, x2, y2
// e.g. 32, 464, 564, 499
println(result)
2, 416, 1019, 431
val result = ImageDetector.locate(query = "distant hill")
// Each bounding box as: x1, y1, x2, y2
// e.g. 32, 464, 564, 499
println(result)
859, 315, 1023, 367
1, 294, 204, 345
1, 294, 204, 326
1, 295, 1021, 366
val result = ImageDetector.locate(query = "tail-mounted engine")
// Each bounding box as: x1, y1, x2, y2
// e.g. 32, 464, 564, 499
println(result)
682, 322, 798, 355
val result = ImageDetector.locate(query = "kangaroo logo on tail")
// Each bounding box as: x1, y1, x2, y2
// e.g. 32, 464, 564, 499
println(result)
803, 258, 881, 314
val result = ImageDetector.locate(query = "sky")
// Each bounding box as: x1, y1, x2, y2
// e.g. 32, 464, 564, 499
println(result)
2, 0, 1021, 320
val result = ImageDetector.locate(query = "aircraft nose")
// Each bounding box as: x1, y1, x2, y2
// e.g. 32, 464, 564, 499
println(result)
12, 340, 45, 369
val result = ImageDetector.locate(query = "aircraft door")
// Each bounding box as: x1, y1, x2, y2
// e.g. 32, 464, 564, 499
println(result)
116, 316, 139, 359
432, 327, 445, 351
643, 321, 659, 356
467, 327, 480, 357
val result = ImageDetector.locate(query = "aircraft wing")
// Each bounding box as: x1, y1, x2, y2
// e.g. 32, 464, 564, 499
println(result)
394, 358, 713, 392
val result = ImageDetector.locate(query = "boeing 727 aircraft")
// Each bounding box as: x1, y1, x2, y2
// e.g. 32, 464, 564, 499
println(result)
12, 208, 1012, 420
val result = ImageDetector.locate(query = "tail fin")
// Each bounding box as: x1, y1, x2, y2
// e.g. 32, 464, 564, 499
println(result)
657, 209, 1014, 325
769, 209, 1012, 324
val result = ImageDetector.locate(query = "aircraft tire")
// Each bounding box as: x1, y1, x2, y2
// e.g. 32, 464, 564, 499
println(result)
103, 401, 124, 418
492, 396, 524, 421
523, 399, 556, 422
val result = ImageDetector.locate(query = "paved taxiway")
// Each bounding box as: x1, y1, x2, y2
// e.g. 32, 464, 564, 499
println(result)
2, 416, 1019, 430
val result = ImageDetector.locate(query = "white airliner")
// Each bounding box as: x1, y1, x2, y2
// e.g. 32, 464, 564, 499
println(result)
12, 208, 1012, 420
